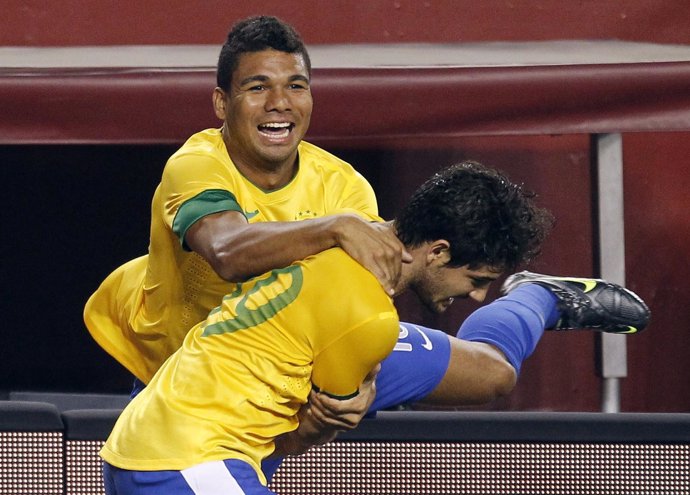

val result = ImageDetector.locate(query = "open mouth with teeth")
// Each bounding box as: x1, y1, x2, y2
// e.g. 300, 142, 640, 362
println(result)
258, 122, 294, 139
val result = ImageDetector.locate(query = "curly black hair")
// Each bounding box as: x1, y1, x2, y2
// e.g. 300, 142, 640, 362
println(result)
217, 16, 311, 91
395, 161, 553, 271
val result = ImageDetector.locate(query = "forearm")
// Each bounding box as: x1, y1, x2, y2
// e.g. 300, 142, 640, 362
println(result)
271, 365, 380, 458
189, 213, 360, 282
187, 209, 406, 291
270, 405, 340, 458
215, 216, 345, 281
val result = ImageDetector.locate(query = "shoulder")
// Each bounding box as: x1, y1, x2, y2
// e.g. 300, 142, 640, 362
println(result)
298, 141, 360, 176
174, 128, 224, 156
297, 141, 375, 206
165, 129, 226, 172
301, 249, 390, 306
303, 247, 365, 273
162, 129, 236, 187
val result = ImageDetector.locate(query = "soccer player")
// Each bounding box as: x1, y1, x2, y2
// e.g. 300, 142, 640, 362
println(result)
84, 15, 408, 391
100, 161, 556, 494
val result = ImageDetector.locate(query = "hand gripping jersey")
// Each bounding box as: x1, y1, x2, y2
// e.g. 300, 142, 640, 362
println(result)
84, 128, 379, 383
100, 248, 399, 484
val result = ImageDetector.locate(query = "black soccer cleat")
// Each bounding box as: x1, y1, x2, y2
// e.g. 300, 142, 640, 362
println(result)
501, 271, 650, 333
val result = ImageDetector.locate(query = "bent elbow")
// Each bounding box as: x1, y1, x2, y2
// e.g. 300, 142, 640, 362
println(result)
204, 243, 245, 282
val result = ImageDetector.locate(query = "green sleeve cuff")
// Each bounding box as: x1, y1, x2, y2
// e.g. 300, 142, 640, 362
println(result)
172, 189, 244, 251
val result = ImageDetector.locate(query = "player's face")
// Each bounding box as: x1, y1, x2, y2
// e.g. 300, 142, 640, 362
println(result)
413, 262, 503, 313
214, 49, 313, 172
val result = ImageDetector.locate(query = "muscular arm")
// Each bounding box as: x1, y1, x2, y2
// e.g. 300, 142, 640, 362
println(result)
186, 210, 408, 294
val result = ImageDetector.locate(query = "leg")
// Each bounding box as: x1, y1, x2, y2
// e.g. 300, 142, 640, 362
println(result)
456, 284, 558, 374
379, 285, 559, 407
262, 272, 651, 482
421, 337, 517, 405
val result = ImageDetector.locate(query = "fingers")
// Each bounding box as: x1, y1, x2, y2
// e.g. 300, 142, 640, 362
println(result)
311, 391, 365, 416
401, 248, 413, 263
307, 398, 357, 430
307, 363, 381, 430
337, 218, 407, 296
369, 223, 406, 292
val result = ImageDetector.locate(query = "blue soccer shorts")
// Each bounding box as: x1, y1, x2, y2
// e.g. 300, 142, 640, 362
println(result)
370, 322, 452, 412
104, 459, 274, 495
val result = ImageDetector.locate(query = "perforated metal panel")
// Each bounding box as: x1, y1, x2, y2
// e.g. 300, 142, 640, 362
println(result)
65, 439, 105, 495
270, 441, 690, 495
54, 439, 690, 494
56, 410, 690, 494
0, 431, 63, 495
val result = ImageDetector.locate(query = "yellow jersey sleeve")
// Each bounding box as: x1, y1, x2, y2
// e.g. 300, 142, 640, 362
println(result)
332, 173, 380, 222
312, 311, 398, 398
297, 140, 380, 221
160, 144, 239, 237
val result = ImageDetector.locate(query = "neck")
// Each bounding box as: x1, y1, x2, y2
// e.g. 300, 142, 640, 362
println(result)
221, 127, 299, 191
234, 159, 298, 191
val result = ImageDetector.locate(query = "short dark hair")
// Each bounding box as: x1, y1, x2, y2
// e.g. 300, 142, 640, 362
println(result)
217, 15, 312, 90
395, 161, 553, 271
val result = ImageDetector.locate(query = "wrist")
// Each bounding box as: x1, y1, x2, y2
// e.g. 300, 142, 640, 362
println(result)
330, 213, 357, 247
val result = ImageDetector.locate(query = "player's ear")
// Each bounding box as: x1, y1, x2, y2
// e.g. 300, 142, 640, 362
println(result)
213, 87, 228, 120
426, 240, 451, 266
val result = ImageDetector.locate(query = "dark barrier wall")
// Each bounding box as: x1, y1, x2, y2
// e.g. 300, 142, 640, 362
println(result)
2, 54, 690, 412
621, 132, 690, 412
3, 131, 690, 412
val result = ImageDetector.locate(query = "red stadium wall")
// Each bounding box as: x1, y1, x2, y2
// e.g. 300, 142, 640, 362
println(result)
2, 1, 689, 413
621, 133, 690, 412
3, 1, 690, 45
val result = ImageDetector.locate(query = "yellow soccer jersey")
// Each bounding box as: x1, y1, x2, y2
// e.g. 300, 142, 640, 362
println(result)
84, 128, 379, 383
100, 248, 399, 483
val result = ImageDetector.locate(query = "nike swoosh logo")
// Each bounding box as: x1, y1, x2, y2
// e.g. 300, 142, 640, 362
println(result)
245, 209, 259, 220
412, 324, 433, 350
573, 279, 598, 293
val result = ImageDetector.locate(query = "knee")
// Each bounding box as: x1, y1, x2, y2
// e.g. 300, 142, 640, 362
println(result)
486, 352, 518, 399
467, 343, 517, 402
422, 340, 517, 406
